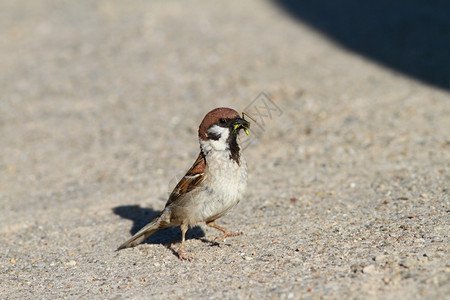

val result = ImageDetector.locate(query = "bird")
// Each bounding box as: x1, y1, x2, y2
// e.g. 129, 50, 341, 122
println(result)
117, 107, 250, 260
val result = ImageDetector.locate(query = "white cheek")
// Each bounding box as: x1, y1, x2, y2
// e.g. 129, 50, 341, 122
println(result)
207, 125, 227, 137
205, 125, 230, 151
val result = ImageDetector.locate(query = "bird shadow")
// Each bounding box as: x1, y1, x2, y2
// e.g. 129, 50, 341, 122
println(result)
112, 205, 206, 246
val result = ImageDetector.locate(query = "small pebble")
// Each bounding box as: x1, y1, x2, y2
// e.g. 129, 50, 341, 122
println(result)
66, 260, 77, 266
401, 257, 418, 269
363, 265, 376, 274
374, 255, 388, 262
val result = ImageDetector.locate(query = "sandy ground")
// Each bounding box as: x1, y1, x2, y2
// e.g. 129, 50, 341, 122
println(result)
1, 1, 449, 299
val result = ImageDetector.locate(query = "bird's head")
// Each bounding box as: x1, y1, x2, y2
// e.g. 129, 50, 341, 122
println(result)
198, 107, 250, 161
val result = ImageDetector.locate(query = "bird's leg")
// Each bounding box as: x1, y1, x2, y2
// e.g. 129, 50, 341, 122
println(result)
206, 220, 242, 241
177, 223, 191, 260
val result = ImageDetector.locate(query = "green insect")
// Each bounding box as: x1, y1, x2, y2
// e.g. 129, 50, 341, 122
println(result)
233, 112, 255, 136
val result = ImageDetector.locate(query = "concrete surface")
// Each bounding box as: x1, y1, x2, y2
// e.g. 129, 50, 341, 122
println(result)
0, 1, 449, 299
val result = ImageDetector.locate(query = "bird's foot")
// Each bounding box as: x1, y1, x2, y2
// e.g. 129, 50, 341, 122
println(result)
215, 231, 242, 242
177, 247, 192, 261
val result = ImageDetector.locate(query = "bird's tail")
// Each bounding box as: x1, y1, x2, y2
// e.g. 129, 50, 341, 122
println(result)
116, 212, 169, 251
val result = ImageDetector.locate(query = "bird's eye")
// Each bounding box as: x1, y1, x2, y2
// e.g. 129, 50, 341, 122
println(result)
219, 118, 227, 125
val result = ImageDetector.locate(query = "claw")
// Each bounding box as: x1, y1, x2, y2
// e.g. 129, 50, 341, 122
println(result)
215, 231, 242, 242
177, 247, 192, 261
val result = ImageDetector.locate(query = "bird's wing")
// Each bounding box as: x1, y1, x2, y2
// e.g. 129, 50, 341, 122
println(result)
165, 152, 206, 207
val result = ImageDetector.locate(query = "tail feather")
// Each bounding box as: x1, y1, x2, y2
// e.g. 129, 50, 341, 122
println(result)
116, 213, 168, 251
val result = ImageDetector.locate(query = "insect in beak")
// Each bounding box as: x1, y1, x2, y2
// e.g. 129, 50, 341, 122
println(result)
233, 112, 255, 136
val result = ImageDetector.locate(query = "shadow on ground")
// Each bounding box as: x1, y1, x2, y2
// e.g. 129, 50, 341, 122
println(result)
273, 0, 450, 91
112, 205, 205, 245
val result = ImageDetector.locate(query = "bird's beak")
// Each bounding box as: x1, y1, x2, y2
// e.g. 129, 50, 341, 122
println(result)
232, 117, 250, 135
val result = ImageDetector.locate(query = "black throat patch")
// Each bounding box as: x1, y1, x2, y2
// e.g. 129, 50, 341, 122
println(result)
226, 130, 241, 164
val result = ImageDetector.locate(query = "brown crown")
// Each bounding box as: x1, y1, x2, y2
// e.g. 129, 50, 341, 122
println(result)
198, 107, 239, 140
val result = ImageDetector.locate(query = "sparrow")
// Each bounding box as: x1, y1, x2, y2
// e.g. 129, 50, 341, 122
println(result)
117, 107, 250, 260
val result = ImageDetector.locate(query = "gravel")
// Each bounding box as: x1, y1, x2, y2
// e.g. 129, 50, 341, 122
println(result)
1, 0, 449, 299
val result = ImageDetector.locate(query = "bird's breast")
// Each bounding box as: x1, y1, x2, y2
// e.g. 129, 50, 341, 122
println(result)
197, 155, 247, 222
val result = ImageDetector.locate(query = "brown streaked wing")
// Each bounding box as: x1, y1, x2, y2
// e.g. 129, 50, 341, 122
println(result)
165, 152, 206, 207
